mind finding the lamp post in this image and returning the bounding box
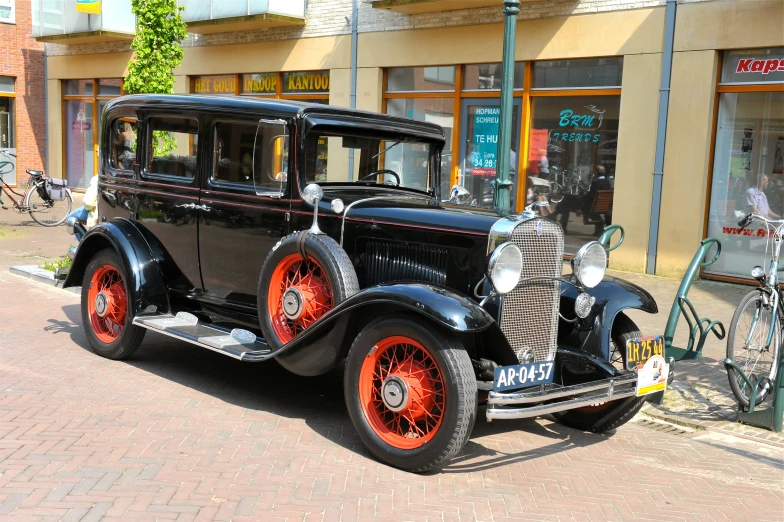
[493,0,520,213]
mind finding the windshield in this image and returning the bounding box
[304,131,434,193]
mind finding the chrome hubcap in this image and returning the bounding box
[381,375,408,412]
[282,288,304,320]
[95,292,108,318]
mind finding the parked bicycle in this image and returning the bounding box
[0,150,73,226]
[548,165,589,203]
[727,212,783,407]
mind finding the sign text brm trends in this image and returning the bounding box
[736,58,784,75]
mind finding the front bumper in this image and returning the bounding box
[486,373,638,420]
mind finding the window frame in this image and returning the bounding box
[104,112,139,177]
[701,50,784,286]
[381,59,623,213]
[208,118,264,193]
[141,113,201,184]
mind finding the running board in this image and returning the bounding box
[132,312,272,362]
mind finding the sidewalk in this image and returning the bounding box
[610,269,784,445]
[1,205,781,443]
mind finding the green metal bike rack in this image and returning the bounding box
[724,357,784,433]
[663,238,726,362]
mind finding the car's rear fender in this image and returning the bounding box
[559,276,658,361]
[273,283,495,376]
[63,219,170,316]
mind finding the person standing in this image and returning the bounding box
[747,174,781,219]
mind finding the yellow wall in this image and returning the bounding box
[610,52,662,273]
[656,50,719,278]
[358,7,665,66]
[46,80,63,180]
[674,0,784,52]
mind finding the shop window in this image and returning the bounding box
[147,117,199,179]
[527,95,621,252]
[387,67,456,92]
[64,99,95,189]
[0,76,15,186]
[212,122,257,187]
[0,0,15,24]
[386,97,454,194]
[533,58,623,89]
[98,79,123,96]
[281,71,330,94]
[463,63,524,91]
[108,117,137,171]
[64,80,94,96]
[705,91,784,279]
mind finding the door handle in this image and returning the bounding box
[176,203,211,211]
[196,204,211,212]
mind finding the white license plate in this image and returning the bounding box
[493,361,554,392]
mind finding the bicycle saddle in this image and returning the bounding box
[26,169,44,177]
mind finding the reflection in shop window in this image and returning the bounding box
[386,97,454,196]
[533,58,623,89]
[463,63,524,91]
[108,117,137,171]
[387,67,456,92]
[527,95,620,253]
[705,91,784,279]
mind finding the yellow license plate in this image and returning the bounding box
[625,336,664,371]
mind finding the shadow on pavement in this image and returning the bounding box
[60,302,613,472]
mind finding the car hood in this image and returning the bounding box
[321,188,504,237]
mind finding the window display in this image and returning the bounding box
[527,95,621,253]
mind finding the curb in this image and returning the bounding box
[9,265,80,294]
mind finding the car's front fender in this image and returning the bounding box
[559,276,658,361]
[274,283,494,376]
[63,219,170,316]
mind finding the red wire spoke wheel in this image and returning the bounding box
[358,336,445,450]
[344,316,476,472]
[87,265,127,343]
[258,233,359,353]
[80,249,145,360]
[267,253,334,344]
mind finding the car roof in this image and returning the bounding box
[105,94,446,144]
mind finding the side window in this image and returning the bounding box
[253,120,289,196]
[213,122,257,188]
[146,116,199,179]
[108,117,138,171]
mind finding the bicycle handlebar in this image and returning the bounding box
[738,213,784,230]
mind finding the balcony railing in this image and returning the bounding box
[177,0,305,34]
[31,0,135,44]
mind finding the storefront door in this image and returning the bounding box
[458,98,521,208]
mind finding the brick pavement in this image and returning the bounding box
[1,209,783,521]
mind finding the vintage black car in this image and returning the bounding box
[64,94,666,472]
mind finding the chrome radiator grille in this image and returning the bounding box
[500,219,564,363]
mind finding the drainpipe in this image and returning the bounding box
[347,0,358,181]
[44,42,49,178]
[646,0,677,275]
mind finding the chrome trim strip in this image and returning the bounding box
[488,373,637,405]
[339,194,431,246]
[486,388,637,420]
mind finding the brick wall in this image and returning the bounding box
[45,0,719,57]
[0,1,45,185]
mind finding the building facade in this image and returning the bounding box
[34,0,784,282]
[1,0,44,187]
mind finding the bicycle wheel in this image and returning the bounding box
[726,290,781,407]
[549,182,564,203]
[26,186,72,226]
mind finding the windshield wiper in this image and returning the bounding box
[371,140,402,160]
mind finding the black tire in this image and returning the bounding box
[552,314,646,433]
[27,188,72,227]
[726,290,781,407]
[258,232,359,350]
[80,248,145,360]
[344,315,477,472]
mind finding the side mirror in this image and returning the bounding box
[449,184,471,205]
[302,183,323,206]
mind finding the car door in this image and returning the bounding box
[135,112,203,295]
[197,116,291,311]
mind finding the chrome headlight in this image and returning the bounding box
[572,241,607,288]
[488,242,523,294]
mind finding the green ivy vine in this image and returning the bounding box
[123,0,188,156]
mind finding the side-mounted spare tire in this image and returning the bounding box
[258,231,359,350]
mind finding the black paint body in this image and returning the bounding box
[65,95,657,376]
